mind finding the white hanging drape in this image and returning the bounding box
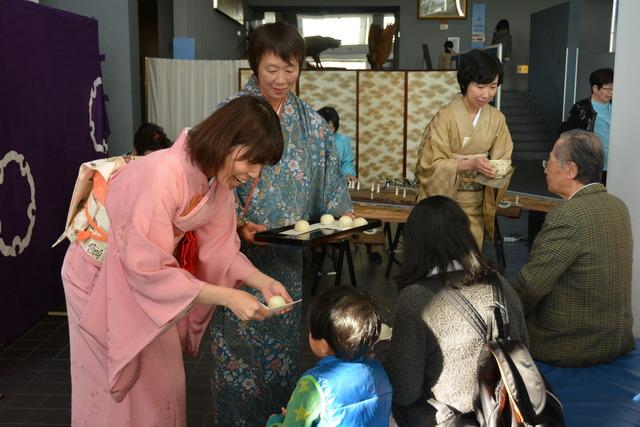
[146,58,250,139]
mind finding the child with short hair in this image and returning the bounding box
[267,286,392,426]
[317,106,356,180]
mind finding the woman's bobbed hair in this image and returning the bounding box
[456,49,503,95]
[248,22,305,77]
[187,96,284,176]
[398,196,491,290]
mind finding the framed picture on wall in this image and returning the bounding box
[418,0,467,19]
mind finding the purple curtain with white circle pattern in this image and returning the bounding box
[0,0,109,345]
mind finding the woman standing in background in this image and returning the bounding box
[438,40,456,70]
[491,19,512,62]
[415,49,512,248]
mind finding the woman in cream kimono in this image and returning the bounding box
[416,49,513,248]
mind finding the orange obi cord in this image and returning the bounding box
[92,170,108,204]
[76,204,108,242]
[178,231,197,274]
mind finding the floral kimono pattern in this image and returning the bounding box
[210,77,353,426]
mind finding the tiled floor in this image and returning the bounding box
[0,216,531,426]
[0,316,72,426]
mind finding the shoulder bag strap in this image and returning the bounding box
[440,287,489,341]
[488,272,511,339]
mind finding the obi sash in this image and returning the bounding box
[53,156,135,262]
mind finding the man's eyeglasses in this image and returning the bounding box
[542,158,570,170]
[600,85,613,92]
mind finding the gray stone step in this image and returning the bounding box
[507,116,542,124]
[501,91,530,100]
[501,98,533,108]
[511,132,548,141]
[501,107,538,116]
[508,123,546,133]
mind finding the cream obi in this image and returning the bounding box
[53,156,135,263]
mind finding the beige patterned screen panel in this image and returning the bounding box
[357,71,406,182]
[299,71,357,152]
[406,71,458,181]
[237,69,460,182]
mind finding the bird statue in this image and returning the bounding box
[304,36,341,68]
[367,23,397,70]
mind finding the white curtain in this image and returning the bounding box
[146,58,250,139]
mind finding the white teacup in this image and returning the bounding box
[489,159,512,178]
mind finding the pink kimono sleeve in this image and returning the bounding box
[94,160,210,399]
[179,192,257,356]
[110,163,207,329]
[195,207,257,288]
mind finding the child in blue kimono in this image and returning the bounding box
[317,106,356,179]
[267,287,392,426]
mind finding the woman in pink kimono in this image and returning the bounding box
[60,96,291,426]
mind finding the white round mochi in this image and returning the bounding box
[352,217,368,227]
[338,216,353,228]
[294,220,310,232]
[320,214,335,225]
[267,296,286,309]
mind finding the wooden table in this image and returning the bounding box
[501,192,560,213]
[352,203,412,223]
[349,188,561,275]
[350,189,561,219]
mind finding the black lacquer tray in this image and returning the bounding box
[254,219,382,247]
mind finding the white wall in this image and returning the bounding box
[607,0,640,336]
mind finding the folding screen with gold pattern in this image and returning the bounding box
[298,71,357,152]
[406,71,459,180]
[238,69,458,182]
[358,71,406,182]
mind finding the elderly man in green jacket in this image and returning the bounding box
[513,129,635,367]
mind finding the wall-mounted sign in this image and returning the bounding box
[471,3,486,49]
[472,33,485,43]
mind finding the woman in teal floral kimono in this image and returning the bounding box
[209,22,353,426]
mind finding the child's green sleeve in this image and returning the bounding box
[266,375,322,426]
